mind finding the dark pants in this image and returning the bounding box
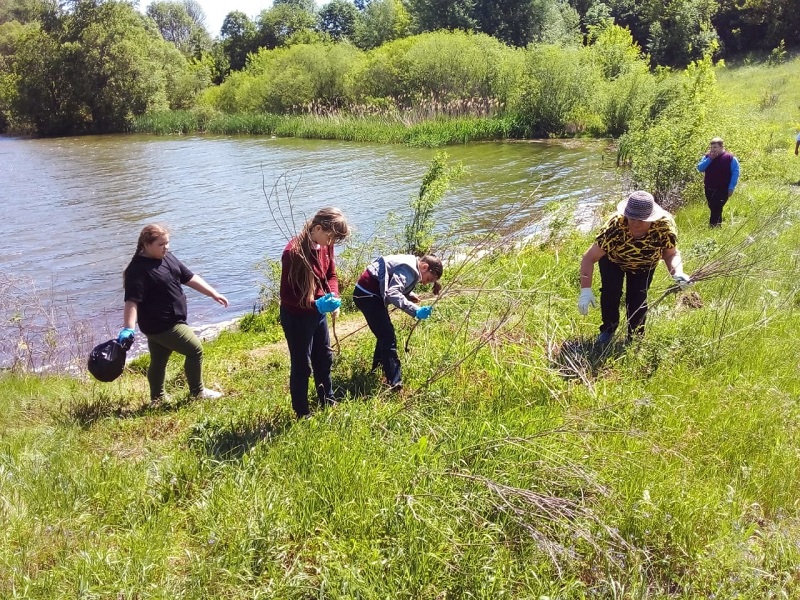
[705,186,729,227]
[280,306,334,417]
[599,256,655,338]
[353,288,402,388]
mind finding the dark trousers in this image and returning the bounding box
[280,306,334,417]
[705,186,729,227]
[599,256,655,338]
[353,288,402,388]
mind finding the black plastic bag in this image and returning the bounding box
[87,337,131,382]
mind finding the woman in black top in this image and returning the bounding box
[121,224,228,403]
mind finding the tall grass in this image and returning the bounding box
[131,110,515,146]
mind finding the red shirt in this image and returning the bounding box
[279,239,339,315]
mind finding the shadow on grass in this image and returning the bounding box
[334,362,383,401]
[189,405,293,461]
[63,389,211,428]
[549,336,627,382]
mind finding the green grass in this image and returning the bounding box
[130,110,516,147]
[4,57,800,597]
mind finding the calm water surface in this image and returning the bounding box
[1,134,619,364]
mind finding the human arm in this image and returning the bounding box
[186,275,229,308]
[662,247,691,288]
[123,300,138,329]
[578,243,605,314]
[385,268,422,317]
[696,155,712,172]
[728,156,740,196]
[579,243,606,290]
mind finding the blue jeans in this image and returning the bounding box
[353,288,402,388]
[280,306,334,417]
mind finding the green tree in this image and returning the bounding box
[318,0,359,40]
[220,10,257,71]
[146,0,211,56]
[405,0,476,33]
[352,0,409,49]
[473,0,540,46]
[646,0,718,67]
[256,3,317,49]
[10,0,193,134]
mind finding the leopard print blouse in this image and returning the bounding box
[596,214,677,272]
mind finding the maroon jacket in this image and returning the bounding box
[703,151,734,189]
[279,239,339,315]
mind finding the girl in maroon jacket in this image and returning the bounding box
[279,207,350,417]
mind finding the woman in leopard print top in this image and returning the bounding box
[578,191,690,344]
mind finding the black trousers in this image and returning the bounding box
[353,288,402,388]
[704,186,729,227]
[599,256,655,338]
[280,306,334,417]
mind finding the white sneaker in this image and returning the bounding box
[195,388,223,399]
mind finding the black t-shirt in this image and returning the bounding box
[124,252,194,335]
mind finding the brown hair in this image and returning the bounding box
[419,254,443,279]
[123,224,169,283]
[286,208,350,308]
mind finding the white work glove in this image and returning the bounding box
[673,272,692,290]
[578,288,597,315]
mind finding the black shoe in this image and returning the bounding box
[596,330,614,346]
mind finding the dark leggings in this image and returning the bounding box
[280,306,334,417]
[599,256,655,338]
[353,288,402,388]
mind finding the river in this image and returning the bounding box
[1,134,620,369]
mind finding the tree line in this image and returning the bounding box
[0,0,796,135]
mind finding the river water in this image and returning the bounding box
[1,134,619,368]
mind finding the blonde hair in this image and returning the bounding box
[287,208,350,308]
[123,224,169,283]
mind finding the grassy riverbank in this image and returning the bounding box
[3,59,800,597]
[130,110,516,146]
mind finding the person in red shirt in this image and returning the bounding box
[279,207,350,417]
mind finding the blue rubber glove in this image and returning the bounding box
[117,328,135,347]
[315,293,341,314]
[415,305,432,320]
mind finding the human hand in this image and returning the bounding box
[214,293,229,308]
[407,292,420,303]
[117,328,135,349]
[578,288,596,315]
[673,272,692,290]
[415,305,432,320]
[315,293,341,314]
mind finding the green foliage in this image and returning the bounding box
[618,54,717,208]
[146,0,211,56]
[645,0,719,67]
[256,2,317,50]
[352,0,410,50]
[7,0,196,135]
[511,43,603,136]
[219,10,257,72]
[766,39,787,66]
[404,151,465,254]
[317,0,359,41]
